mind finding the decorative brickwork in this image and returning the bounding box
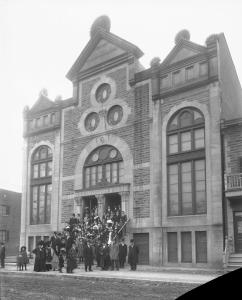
[133,190,150,218]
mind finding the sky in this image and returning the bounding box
[0,0,242,192]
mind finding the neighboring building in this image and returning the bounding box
[222,118,242,267]
[0,188,21,256]
[20,16,242,268]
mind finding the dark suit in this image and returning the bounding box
[83,245,93,271]
[128,244,139,270]
[0,245,5,268]
[119,243,127,268]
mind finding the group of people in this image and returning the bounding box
[29,207,139,273]
[0,206,139,274]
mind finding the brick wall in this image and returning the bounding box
[133,190,150,218]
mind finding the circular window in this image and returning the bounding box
[95,83,111,103]
[92,153,99,162]
[107,105,123,126]
[109,149,117,159]
[85,112,100,132]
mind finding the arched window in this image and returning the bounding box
[167,108,206,216]
[83,145,124,189]
[30,146,52,224]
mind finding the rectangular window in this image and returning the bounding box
[173,71,181,86]
[32,186,38,224]
[0,230,9,243]
[196,231,207,263]
[97,165,102,183]
[28,236,34,252]
[239,157,242,173]
[0,205,9,216]
[39,185,45,223]
[161,75,169,89]
[50,113,56,124]
[119,161,124,182]
[106,164,111,183]
[112,163,118,183]
[167,232,178,262]
[199,62,208,77]
[33,164,39,178]
[47,162,52,177]
[186,66,195,81]
[181,131,192,151]
[181,232,192,262]
[194,128,205,149]
[85,168,90,188]
[43,115,49,126]
[168,164,179,215]
[195,160,206,214]
[36,117,42,128]
[91,166,96,186]
[46,184,52,224]
[40,163,46,177]
[181,162,192,214]
[36,236,42,247]
[168,134,178,154]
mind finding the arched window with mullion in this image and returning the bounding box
[83,145,124,189]
[167,108,206,216]
[30,146,52,224]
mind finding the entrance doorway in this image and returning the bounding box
[83,196,97,216]
[105,193,121,212]
[133,233,149,265]
[234,211,242,253]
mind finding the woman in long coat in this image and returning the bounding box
[32,242,46,272]
[66,242,77,273]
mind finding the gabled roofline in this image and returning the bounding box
[66,28,143,81]
[161,39,207,67]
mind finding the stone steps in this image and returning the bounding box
[227,253,242,270]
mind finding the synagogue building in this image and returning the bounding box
[20,16,242,268]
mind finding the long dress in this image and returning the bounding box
[32,247,46,272]
[51,248,59,271]
[67,247,77,273]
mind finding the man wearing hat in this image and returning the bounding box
[119,238,127,268]
[128,239,139,271]
[83,240,94,272]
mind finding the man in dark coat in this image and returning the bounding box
[83,241,93,271]
[119,238,127,268]
[0,243,5,268]
[128,239,139,271]
[32,242,46,272]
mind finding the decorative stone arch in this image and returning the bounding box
[74,134,133,190]
[161,100,211,219]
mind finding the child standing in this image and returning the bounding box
[20,246,28,271]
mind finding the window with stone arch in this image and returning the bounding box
[83,145,124,189]
[167,107,206,216]
[30,145,52,224]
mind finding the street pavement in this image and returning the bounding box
[1,263,221,284]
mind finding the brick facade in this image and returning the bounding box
[20,17,242,268]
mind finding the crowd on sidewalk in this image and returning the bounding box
[2,206,139,274]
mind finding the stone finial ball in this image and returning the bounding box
[150,57,161,67]
[175,29,190,44]
[90,15,111,38]
[205,34,218,46]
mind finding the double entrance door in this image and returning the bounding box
[234,211,242,253]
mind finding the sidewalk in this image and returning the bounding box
[1,263,221,284]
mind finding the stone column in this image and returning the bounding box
[119,191,130,217]
[96,194,105,219]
